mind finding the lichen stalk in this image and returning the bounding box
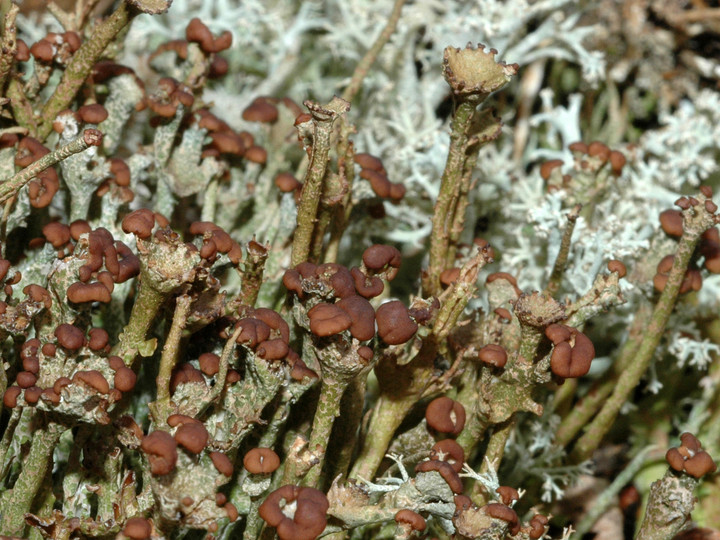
[424,98,479,297]
[6,78,37,135]
[0,3,19,90]
[327,376,368,480]
[554,301,653,447]
[574,445,659,537]
[153,294,192,415]
[341,0,407,103]
[572,202,717,461]
[0,419,65,536]
[291,97,350,266]
[545,204,582,297]
[444,151,479,268]
[0,407,20,479]
[323,138,355,264]
[112,272,168,365]
[0,129,102,204]
[303,372,350,488]
[38,2,133,140]
[636,473,699,540]
[237,243,268,308]
[470,416,516,503]
[349,392,418,481]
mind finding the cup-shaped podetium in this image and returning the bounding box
[442,43,518,102]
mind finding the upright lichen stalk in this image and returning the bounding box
[424,44,516,297]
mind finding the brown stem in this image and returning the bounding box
[341,0,407,103]
[544,204,582,297]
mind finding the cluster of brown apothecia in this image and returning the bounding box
[655,186,720,293]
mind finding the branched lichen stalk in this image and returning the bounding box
[424,98,479,297]
[291,97,349,266]
[38,2,133,140]
[351,249,489,480]
[0,129,102,204]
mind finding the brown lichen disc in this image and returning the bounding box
[73,370,110,394]
[350,267,384,298]
[3,386,22,408]
[242,98,279,123]
[88,328,109,350]
[114,367,137,392]
[353,153,385,172]
[198,352,220,376]
[210,451,234,476]
[394,509,426,531]
[243,447,281,474]
[123,517,152,540]
[122,209,155,239]
[375,301,417,345]
[141,431,178,475]
[478,344,507,368]
[54,324,85,350]
[174,422,209,454]
[425,396,466,435]
[336,295,376,341]
[430,439,465,472]
[307,303,352,337]
[496,486,520,506]
[415,460,464,493]
[684,451,717,478]
[659,209,684,237]
[258,485,329,540]
[607,259,627,278]
[362,244,402,279]
[484,503,519,532]
[256,338,289,360]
